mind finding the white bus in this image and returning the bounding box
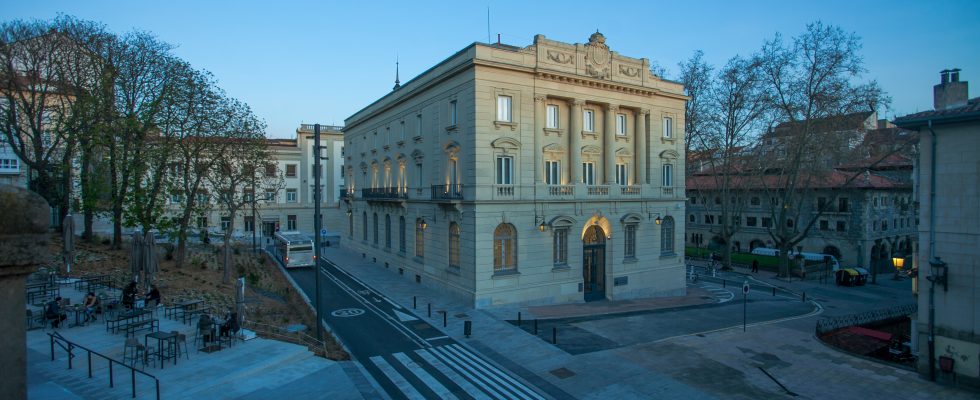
[750,248,840,271]
[273,232,315,268]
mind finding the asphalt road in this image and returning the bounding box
[288,259,549,400]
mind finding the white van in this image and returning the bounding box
[751,248,840,271]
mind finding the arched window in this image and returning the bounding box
[448,222,460,269]
[373,213,379,245]
[399,216,406,254]
[385,214,391,249]
[361,212,367,241]
[493,223,517,272]
[660,216,675,255]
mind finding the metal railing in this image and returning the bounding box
[242,321,327,357]
[361,187,407,200]
[48,331,160,400]
[815,303,917,335]
[431,184,463,200]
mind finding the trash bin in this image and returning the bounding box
[463,320,472,338]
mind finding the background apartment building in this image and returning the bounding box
[896,69,979,388]
[343,33,687,308]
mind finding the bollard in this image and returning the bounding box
[534,319,538,335]
[413,296,417,309]
[723,279,726,288]
[802,291,806,302]
[428,303,431,317]
[518,312,522,326]
[772,287,776,296]
[464,320,472,338]
[552,327,557,344]
[443,311,447,327]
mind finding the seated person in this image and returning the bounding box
[122,282,138,310]
[82,292,98,322]
[220,312,240,338]
[145,285,161,308]
[45,297,67,328]
[197,314,214,342]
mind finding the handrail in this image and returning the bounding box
[242,320,327,357]
[48,331,160,399]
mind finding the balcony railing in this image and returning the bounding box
[298,123,343,133]
[361,187,407,200]
[431,184,463,200]
[495,185,514,197]
[662,187,675,197]
[548,185,575,196]
[587,185,609,196]
[621,185,641,196]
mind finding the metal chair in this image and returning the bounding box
[122,337,146,367]
[171,331,190,360]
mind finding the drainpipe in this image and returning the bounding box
[926,119,937,382]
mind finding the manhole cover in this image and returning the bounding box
[550,367,576,379]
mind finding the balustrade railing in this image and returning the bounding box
[495,185,514,197]
[587,185,609,196]
[361,187,407,200]
[621,185,641,196]
[548,185,575,196]
[431,184,464,200]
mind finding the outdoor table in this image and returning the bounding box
[199,320,223,353]
[107,309,151,333]
[145,331,178,368]
[167,299,203,319]
[66,304,85,327]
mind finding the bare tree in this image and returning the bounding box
[678,50,713,155]
[757,22,891,277]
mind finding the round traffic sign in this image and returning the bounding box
[742,281,750,295]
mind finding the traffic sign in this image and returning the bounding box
[320,228,327,236]
[742,281,750,295]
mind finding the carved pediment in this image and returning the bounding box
[620,213,643,224]
[491,137,522,151]
[585,32,611,79]
[615,148,633,157]
[659,149,679,160]
[411,149,425,162]
[548,215,576,228]
[581,145,601,155]
[443,141,461,155]
[542,143,566,153]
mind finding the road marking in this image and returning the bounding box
[369,355,426,400]
[443,344,543,400]
[417,349,492,400]
[394,309,419,322]
[393,352,459,400]
[433,345,540,400]
[331,308,365,318]
[425,336,449,342]
[652,299,825,343]
[320,268,430,347]
[428,346,509,399]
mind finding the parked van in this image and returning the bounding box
[750,248,841,271]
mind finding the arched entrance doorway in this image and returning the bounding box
[583,225,606,302]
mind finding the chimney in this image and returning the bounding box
[934,68,968,110]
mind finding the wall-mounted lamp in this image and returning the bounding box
[649,212,662,225]
[927,256,948,292]
[892,255,905,280]
[346,208,352,217]
[419,219,428,230]
[538,221,547,232]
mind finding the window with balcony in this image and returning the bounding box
[662,164,673,186]
[615,163,628,185]
[582,162,595,185]
[545,160,561,185]
[496,156,513,185]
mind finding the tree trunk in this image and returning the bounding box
[112,206,123,249]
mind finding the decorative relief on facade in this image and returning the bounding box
[546,50,574,65]
[491,137,521,153]
[542,143,566,153]
[581,145,602,155]
[619,65,640,78]
[585,32,611,79]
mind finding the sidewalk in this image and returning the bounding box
[320,245,972,400]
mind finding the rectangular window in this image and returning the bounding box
[244,216,254,232]
[838,198,849,213]
[197,216,207,229]
[624,224,636,259]
[496,95,512,122]
[264,164,276,177]
[837,221,846,231]
[286,189,297,203]
[287,215,296,231]
[817,197,827,211]
[819,220,829,231]
[616,114,627,135]
[416,114,422,137]
[546,104,559,129]
[662,164,673,186]
[615,163,628,185]
[545,160,561,185]
[663,117,673,138]
[762,217,772,228]
[171,194,182,204]
[221,217,231,232]
[415,163,423,189]
[264,189,276,201]
[553,228,568,266]
[242,190,254,203]
[496,156,513,185]
[286,164,297,177]
[584,110,595,132]
[450,100,458,126]
[746,217,757,227]
[582,162,595,185]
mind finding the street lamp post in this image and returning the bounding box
[313,124,323,341]
[892,255,905,280]
[926,256,948,382]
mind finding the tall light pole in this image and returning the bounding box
[313,124,323,341]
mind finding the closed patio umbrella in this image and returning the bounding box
[143,231,159,291]
[130,231,143,285]
[62,213,75,274]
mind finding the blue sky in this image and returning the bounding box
[5,1,979,138]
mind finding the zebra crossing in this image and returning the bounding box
[366,344,546,400]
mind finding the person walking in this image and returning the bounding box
[752,259,759,273]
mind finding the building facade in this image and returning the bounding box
[896,69,980,388]
[165,124,347,242]
[343,33,687,308]
[686,112,917,277]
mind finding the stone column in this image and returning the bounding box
[569,99,584,184]
[604,104,618,184]
[533,95,546,184]
[0,185,50,400]
[636,109,648,185]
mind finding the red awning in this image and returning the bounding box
[845,326,892,342]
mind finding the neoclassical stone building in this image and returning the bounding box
[342,33,687,308]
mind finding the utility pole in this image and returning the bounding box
[313,124,323,341]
